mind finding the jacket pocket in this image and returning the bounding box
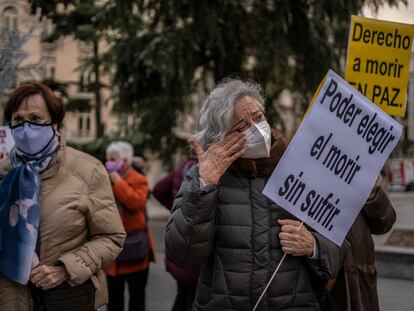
[195,256,214,308]
[194,282,212,308]
[357,264,378,310]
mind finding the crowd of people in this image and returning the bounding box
[0,80,395,311]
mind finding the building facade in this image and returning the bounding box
[0,0,118,144]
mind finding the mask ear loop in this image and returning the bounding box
[28,125,57,157]
[252,221,304,311]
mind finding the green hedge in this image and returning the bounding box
[68,136,129,163]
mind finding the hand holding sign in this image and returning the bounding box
[253,70,399,311]
[278,219,315,257]
[263,70,402,246]
[368,174,382,200]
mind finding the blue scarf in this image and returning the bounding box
[0,136,59,284]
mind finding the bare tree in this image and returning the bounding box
[0,27,46,106]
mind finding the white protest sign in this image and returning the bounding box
[263,70,402,246]
[0,126,14,160]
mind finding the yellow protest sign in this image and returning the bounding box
[345,15,414,116]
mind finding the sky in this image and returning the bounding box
[363,0,414,24]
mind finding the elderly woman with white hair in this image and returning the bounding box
[165,79,347,311]
[103,141,155,311]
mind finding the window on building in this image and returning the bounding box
[50,66,55,79]
[86,116,91,131]
[2,6,18,32]
[79,74,85,92]
[41,21,54,40]
[78,116,83,132]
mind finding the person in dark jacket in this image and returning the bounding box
[165,79,349,311]
[153,157,200,311]
[330,175,395,311]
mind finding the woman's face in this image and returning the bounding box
[11,94,56,130]
[107,151,121,162]
[229,96,266,133]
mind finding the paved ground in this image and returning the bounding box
[378,277,414,311]
[373,192,414,248]
[101,193,414,310]
[387,192,414,229]
[146,219,414,311]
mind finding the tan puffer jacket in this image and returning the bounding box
[0,145,126,310]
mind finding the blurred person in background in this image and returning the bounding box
[153,155,200,311]
[330,174,395,311]
[0,82,125,311]
[131,155,146,176]
[165,79,348,311]
[104,141,155,311]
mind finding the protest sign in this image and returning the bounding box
[345,15,414,117]
[263,70,402,246]
[0,126,14,160]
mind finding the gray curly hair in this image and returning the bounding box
[194,78,265,149]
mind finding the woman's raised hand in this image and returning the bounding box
[190,132,246,185]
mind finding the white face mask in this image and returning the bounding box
[241,120,272,159]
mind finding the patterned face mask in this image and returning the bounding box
[241,120,272,159]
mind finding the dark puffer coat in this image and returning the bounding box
[165,164,347,311]
[153,157,200,285]
[153,158,198,211]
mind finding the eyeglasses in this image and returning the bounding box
[7,120,52,129]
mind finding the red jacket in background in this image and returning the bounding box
[104,165,156,276]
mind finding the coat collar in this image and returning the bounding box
[119,163,134,179]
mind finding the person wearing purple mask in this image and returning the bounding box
[105,159,125,173]
[104,141,155,311]
[0,82,125,311]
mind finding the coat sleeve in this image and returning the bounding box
[58,164,126,285]
[165,165,219,266]
[112,172,148,211]
[305,232,349,282]
[152,171,175,210]
[362,186,396,235]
